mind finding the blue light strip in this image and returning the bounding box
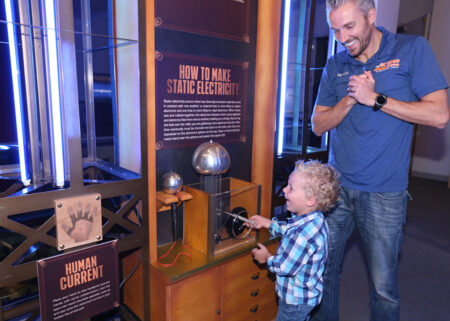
[5,0,30,185]
[44,0,65,187]
[277,0,292,155]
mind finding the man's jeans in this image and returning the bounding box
[310,186,408,321]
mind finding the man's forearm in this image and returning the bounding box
[379,90,449,129]
[312,96,356,136]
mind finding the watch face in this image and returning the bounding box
[376,95,387,105]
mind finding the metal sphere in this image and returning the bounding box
[192,141,230,175]
[162,171,183,195]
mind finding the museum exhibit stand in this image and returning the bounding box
[122,0,283,319]
[0,0,285,320]
[124,143,281,320]
[124,227,279,320]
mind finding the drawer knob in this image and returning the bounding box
[216,309,221,315]
[251,272,260,280]
[250,304,259,313]
[250,289,260,297]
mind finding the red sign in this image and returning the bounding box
[37,241,120,321]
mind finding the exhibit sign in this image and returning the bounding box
[155,51,249,149]
[155,0,251,42]
[37,240,119,321]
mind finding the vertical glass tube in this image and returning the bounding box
[43,0,65,187]
[277,0,292,155]
[4,0,30,185]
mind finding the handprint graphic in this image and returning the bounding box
[62,203,96,242]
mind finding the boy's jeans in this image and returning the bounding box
[311,186,408,321]
[276,301,314,321]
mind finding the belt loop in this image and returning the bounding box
[406,191,413,201]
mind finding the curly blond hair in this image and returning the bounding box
[294,159,340,213]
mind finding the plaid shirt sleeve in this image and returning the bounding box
[269,216,291,238]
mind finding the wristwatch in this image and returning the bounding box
[373,94,387,111]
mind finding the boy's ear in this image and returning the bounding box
[306,195,317,208]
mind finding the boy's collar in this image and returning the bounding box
[287,210,321,225]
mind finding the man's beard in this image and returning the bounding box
[348,33,370,58]
[346,19,373,58]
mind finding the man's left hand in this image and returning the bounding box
[347,70,377,106]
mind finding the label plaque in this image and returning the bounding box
[37,241,120,321]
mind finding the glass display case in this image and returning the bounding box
[184,177,261,257]
[0,1,146,319]
[0,0,140,198]
[276,0,331,156]
[272,0,334,217]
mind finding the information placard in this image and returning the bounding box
[155,52,249,149]
[37,241,119,321]
[155,0,251,42]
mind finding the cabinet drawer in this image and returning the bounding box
[224,252,260,279]
[222,292,278,321]
[223,279,275,313]
[224,268,274,297]
[224,242,279,279]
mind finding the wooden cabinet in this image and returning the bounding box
[150,242,279,321]
[169,265,223,320]
[222,244,278,320]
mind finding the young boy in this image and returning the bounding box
[248,160,340,321]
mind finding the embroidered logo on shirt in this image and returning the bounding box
[374,59,400,72]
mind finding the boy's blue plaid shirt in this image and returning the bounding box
[267,211,328,306]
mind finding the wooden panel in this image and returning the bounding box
[170,265,224,321]
[224,268,274,298]
[224,242,279,279]
[223,278,275,313]
[145,0,158,264]
[184,186,210,255]
[150,265,170,321]
[230,177,256,190]
[224,252,262,279]
[156,191,193,212]
[122,250,144,320]
[229,178,260,217]
[222,292,278,321]
[251,0,282,219]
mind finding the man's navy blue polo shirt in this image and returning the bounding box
[316,27,448,192]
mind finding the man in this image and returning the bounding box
[310,0,449,320]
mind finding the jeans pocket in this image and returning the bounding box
[366,190,408,229]
[374,190,407,201]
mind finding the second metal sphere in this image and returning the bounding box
[162,171,183,195]
[192,141,230,175]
